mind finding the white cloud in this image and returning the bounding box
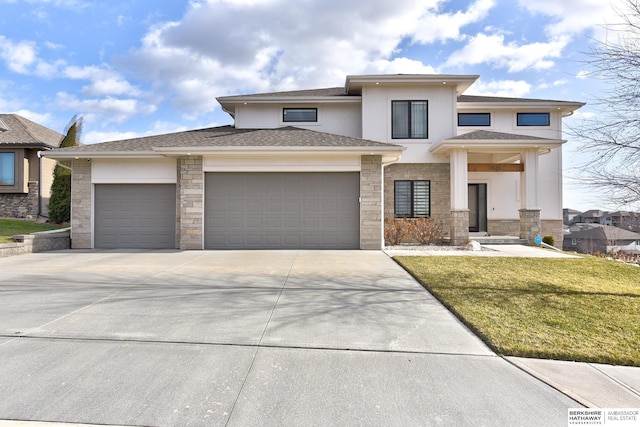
[13,109,54,127]
[443,33,568,72]
[126,0,493,115]
[0,36,37,74]
[518,0,616,38]
[62,65,142,96]
[82,121,192,144]
[536,79,568,90]
[0,35,65,78]
[412,0,496,44]
[55,92,157,124]
[466,79,532,98]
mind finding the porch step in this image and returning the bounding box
[470,236,529,245]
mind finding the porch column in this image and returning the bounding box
[450,149,469,246]
[519,149,541,244]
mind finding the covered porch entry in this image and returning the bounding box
[430,130,565,246]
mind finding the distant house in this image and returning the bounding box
[0,114,63,218]
[568,209,640,232]
[563,223,640,254]
[563,208,581,225]
[44,74,583,250]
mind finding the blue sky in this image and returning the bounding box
[0,0,627,210]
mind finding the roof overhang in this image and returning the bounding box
[217,95,360,117]
[457,100,585,115]
[430,137,566,156]
[345,74,479,96]
[43,145,406,164]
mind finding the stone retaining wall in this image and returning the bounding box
[0,231,71,257]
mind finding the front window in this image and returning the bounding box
[458,113,491,126]
[0,152,15,186]
[392,100,428,139]
[517,112,550,126]
[283,108,317,122]
[394,180,430,218]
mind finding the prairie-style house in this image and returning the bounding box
[44,74,584,250]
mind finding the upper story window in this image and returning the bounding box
[0,152,15,186]
[517,112,550,126]
[458,113,491,127]
[392,100,428,139]
[283,108,317,122]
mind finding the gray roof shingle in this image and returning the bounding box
[0,114,63,148]
[447,130,558,141]
[50,126,401,154]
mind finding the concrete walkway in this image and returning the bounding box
[0,250,581,426]
[385,243,581,258]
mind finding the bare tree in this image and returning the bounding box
[571,0,640,208]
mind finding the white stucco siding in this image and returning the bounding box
[360,84,457,164]
[537,148,563,220]
[458,109,563,139]
[92,158,177,184]
[469,171,520,219]
[234,103,362,138]
[203,155,361,172]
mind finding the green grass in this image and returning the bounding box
[395,256,640,366]
[0,218,66,243]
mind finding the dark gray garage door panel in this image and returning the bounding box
[95,184,176,249]
[205,173,359,249]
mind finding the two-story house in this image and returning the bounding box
[44,74,583,250]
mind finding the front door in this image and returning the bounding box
[468,184,487,232]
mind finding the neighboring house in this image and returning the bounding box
[568,209,640,232]
[44,74,583,250]
[563,208,581,225]
[0,114,63,218]
[564,223,640,254]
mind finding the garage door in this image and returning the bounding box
[94,184,176,249]
[205,172,359,249]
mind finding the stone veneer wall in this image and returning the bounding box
[383,163,451,238]
[0,182,39,218]
[487,220,520,237]
[483,219,564,248]
[542,219,564,249]
[360,155,383,249]
[0,232,71,257]
[70,160,92,248]
[177,156,204,250]
[519,209,541,245]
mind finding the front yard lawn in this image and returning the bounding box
[0,218,65,243]
[395,256,640,367]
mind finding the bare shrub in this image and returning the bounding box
[384,218,411,245]
[409,217,444,245]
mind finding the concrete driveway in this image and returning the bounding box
[0,250,577,426]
